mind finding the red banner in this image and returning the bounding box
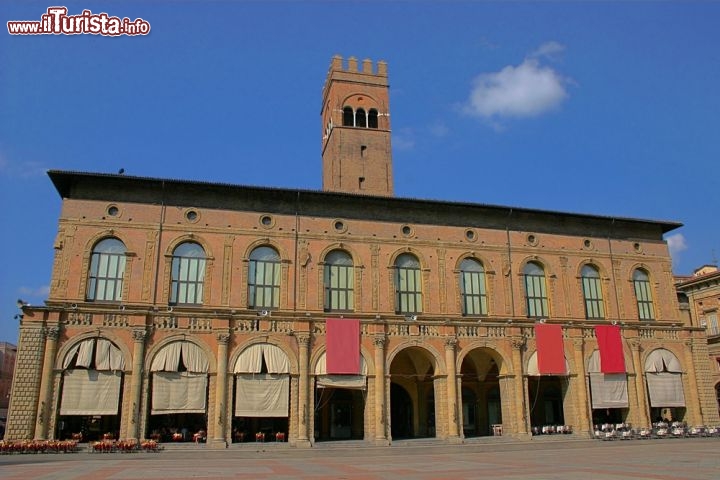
[326,318,360,374]
[595,325,626,373]
[535,324,566,375]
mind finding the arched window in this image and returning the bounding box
[581,264,605,319]
[395,253,422,314]
[460,258,487,316]
[368,109,379,128]
[355,108,367,128]
[343,107,354,127]
[170,242,206,305]
[87,238,127,301]
[633,268,655,320]
[324,250,354,312]
[248,246,281,309]
[523,262,548,318]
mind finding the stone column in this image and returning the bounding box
[373,335,388,444]
[571,338,591,434]
[35,326,59,439]
[682,340,701,425]
[445,338,460,441]
[511,338,528,436]
[210,332,230,448]
[630,340,650,427]
[295,333,311,446]
[127,328,147,441]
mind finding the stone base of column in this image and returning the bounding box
[292,439,312,448]
[446,435,463,444]
[208,438,228,449]
[373,438,391,446]
[511,432,533,441]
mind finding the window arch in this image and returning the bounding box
[324,250,354,312]
[87,237,127,302]
[342,106,354,127]
[355,108,367,128]
[460,258,487,316]
[633,268,655,320]
[248,246,281,309]
[342,106,379,128]
[395,253,422,314]
[581,264,605,319]
[523,261,548,318]
[170,242,206,305]
[368,109,378,128]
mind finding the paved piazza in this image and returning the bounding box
[1,438,718,479]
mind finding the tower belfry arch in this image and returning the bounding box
[321,55,394,197]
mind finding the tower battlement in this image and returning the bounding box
[322,55,389,102]
[328,54,388,76]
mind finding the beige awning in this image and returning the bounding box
[60,369,122,415]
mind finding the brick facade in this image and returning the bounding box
[5,57,718,445]
[676,268,720,422]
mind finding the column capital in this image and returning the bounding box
[132,328,148,342]
[629,339,642,351]
[511,337,526,351]
[572,338,584,349]
[445,337,458,350]
[295,333,311,347]
[45,326,60,341]
[216,332,231,345]
[373,334,387,349]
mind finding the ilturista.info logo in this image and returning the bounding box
[7,7,151,36]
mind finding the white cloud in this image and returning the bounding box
[0,150,47,178]
[465,58,568,120]
[478,36,500,51]
[428,122,449,138]
[531,41,566,60]
[463,43,570,122]
[666,233,688,258]
[18,285,50,298]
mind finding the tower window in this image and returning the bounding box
[368,109,378,128]
[343,107,354,126]
[356,108,367,128]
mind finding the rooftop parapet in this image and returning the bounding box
[328,54,387,77]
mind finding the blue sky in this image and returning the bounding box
[1,1,719,343]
